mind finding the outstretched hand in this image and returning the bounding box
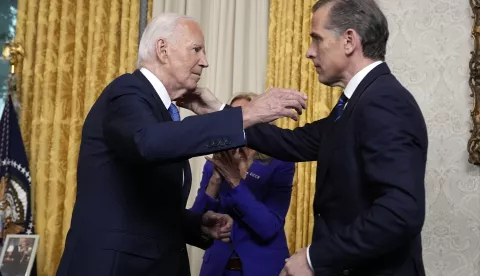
[242,87,307,128]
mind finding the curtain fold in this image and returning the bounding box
[15,0,151,275]
[267,0,342,253]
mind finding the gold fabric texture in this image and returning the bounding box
[14,0,149,274]
[266,0,342,254]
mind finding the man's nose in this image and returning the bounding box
[306,45,315,59]
[199,53,209,68]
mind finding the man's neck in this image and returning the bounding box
[142,64,186,100]
[340,58,379,88]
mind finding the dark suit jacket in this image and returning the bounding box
[245,63,428,276]
[190,159,294,276]
[56,70,245,276]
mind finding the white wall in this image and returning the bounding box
[378,1,480,275]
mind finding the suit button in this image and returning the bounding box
[343,270,350,275]
[180,247,185,252]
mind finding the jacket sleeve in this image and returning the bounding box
[245,120,327,162]
[190,161,221,213]
[182,209,213,250]
[224,161,295,242]
[309,92,427,275]
[103,88,245,164]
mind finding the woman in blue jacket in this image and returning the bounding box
[190,92,295,276]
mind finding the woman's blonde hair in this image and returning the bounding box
[230,92,272,163]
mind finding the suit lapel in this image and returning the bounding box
[133,70,172,122]
[133,70,192,206]
[315,63,392,192]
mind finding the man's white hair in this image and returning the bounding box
[136,13,196,68]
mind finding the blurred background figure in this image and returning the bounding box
[190,92,296,276]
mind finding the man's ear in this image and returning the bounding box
[156,38,168,64]
[344,29,358,56]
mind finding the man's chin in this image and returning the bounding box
[185,84,198,92]
[186,79,200,89]
[317,76,339,87]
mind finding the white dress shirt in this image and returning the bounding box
[140,67,171,110]
[306,60,383,270]
[343,61,383,104]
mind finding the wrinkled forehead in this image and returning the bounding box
[171,19,205,46]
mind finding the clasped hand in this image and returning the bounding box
[280,247,313,276]
[205,148,254,188]
[201,210,233,243]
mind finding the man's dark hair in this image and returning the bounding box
[312,0,389,60]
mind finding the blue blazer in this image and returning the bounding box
[245,63,428,276]
[56,70,246,276]
[190,158,295,276]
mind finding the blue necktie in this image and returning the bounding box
[334,93,348,122]
[168,103,184,189]
[168,103,180,121]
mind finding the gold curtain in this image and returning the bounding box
[14,0,152,275]
[266,0,342,254]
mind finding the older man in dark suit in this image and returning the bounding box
[56,13,307,276]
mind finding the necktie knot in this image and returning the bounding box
[168,103,180,121]
[334,93,348,122]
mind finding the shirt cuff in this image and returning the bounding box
[219,103,225,111]
[307,244,314,270]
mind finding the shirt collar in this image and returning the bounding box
[139,67,172,110]
[343,61,383,99]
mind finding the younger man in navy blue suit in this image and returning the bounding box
[245,1,427,275]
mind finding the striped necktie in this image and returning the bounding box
[334,93,348,122]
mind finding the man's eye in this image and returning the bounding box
[194,47,201,52]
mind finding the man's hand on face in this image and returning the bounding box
[201,211,233,242]
[176,87,223,115]
[242,87,307,128]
